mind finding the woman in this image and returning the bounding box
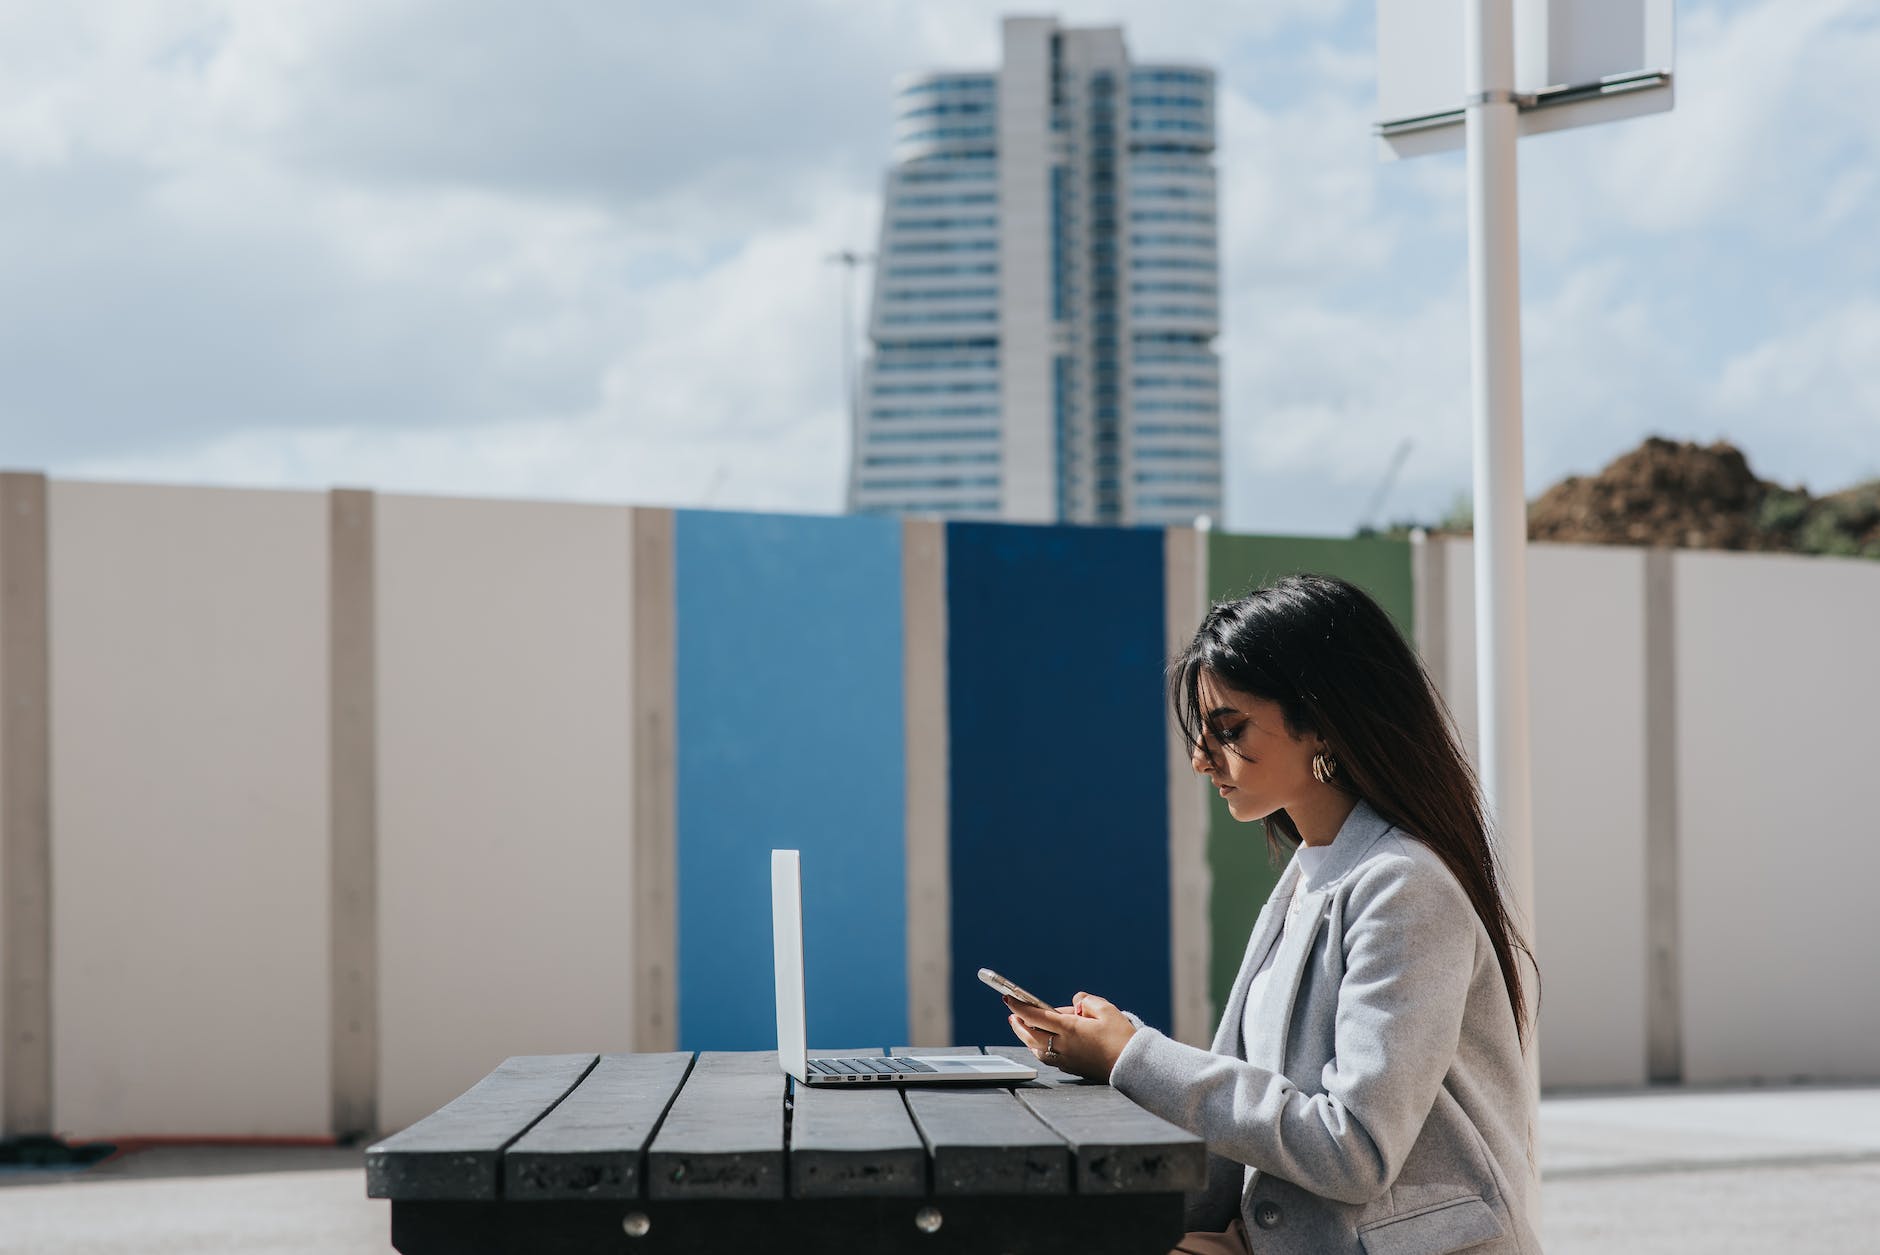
[1004,573,1542,1254]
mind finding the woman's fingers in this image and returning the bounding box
[1007,1013,1047,1052]
[1003,995,1067,1031]
[1006,1001,1076,1057]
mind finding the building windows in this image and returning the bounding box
[1131,303,1217,320]
[1136,494,1220,511]
[1133,373,1218,389]
[875,336,998,353]
[873,356,999,372]
[858,474,1002,491]
[890,239,999,255]
[899,124,998,143]
[1129,94,1207,111]
[1129,256,1214,272]
[1129,160,1214,176]
[881,287,1000,303]
[864,452,1001,468]
[890,215,1001,231]
[862,498,1002,513]
[1134,446,1218,460]
[869,403,1000,420]
[869,427,1001,443]
[1129,232,1213,249]
[1130,281,1218,296]
[1134,422,1220,438]
[894,191,999,208]
[873,381,1000,397]
[1131,184,1211,200]
[884,262,1000,278]
[1135,399,1216,414]
[879,309,998,325]
[1129,210,1215,226]
[1130,117,1210,134]
[860,31,1219,525]
[1134,469,1218,484]
[897,101,996,121]
[1130,69,1210,88]
[897,165,997,184]
[898,76,997,96]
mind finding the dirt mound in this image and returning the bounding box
[1417,436,1879,557]
[1526,437,1777,550]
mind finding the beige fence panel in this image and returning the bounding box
[49,481,331,1136]
[1439,539,1652,1089]
[1674,550,1880,1083]
[375,493,636,1131]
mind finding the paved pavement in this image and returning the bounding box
[1538,1084,1880,1253]
[2,1084,1876,1253]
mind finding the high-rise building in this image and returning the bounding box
[849,16,1222,527]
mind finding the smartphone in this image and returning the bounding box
[978,967,1052,1011]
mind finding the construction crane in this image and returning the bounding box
[826,249,875,512]
[1360,438,1414,534]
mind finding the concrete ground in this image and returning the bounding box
[2,1084,1876,1254]
[1539,1084,1880,1253]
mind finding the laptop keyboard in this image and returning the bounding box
[808,1057,939,1076]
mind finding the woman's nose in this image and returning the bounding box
[1190,738,1212,773]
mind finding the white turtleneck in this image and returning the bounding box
[1238,839,1336,1059]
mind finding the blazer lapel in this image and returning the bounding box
[1244,887,1329,1073]
[1234,800,1399,1072]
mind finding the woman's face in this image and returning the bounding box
[1189,669,1320,822]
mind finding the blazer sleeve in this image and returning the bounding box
[1109,854,1478,1205]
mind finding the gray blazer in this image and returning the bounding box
[1111,799,1542,1254]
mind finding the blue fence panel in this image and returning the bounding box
[945,522,1171,1046]
[675,511,907,1050]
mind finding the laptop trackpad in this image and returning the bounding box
[914,1056,1028,1072]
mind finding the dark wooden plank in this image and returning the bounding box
[984,1047,1207,1195]
[502,1052,694,1200]
[366,1054,597,1200]
[789,1080,927,1199]
[789,1044,921,1202]
[645,1051,786,1200]
[390,1193,1185,1255]
[788,1046,925,1198]
[892,1048,1071,1196]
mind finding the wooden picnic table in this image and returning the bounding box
[366,1045,1207,1254]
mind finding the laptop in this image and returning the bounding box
[771,849,1037,1086]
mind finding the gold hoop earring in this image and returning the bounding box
[1311,751,1337,784]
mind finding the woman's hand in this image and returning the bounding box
[1004,992,1137,1083]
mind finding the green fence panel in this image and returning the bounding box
[1199,534,1416,1021]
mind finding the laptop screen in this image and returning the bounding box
[770,849,809,1079]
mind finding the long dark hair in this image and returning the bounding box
[1169,572,1536,1046]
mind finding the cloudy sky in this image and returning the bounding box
[4,0,1875,535]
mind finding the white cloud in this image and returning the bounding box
[63,175,876,511]
[1518,0,1880,263]
[1712,299,1880,489]
[8,0,1879,530]
[1218,0,1880,533]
